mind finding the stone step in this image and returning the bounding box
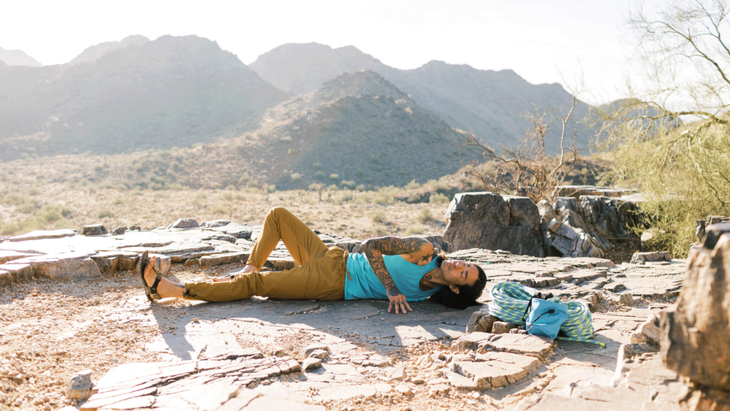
[199,252,249,268]
[451,351,542,390]
[451,332,554,359]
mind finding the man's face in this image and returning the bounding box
[440,259,479,288]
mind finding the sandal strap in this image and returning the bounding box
[144,260,164,300]
[149,271,163,299]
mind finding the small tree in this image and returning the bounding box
[593,0,730,256]
[461,96,581,203]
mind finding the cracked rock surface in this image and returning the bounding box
[0,225,688,410]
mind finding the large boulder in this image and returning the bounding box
[443,192,543,257]
[539,200,604,258]
[538,193,641,257]
[661,223,730,391]
[577,195,640,241]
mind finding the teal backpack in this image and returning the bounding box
[521,294,569,339]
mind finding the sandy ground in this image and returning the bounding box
[0,257,654,411]
[0,186,641,410]
[0,184,451,242]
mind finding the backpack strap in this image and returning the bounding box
[521,292,555,322]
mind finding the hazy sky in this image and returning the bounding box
[2,0,639,105]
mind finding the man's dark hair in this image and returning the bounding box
[429,255,487,309]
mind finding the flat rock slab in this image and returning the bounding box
[200,252,249,267]
[451,332,554,358]
[0,250,41,263]
[0,262,33,282]
[5,252,101,280]
[515,354,690,411]
[449,247,683,304]
[452,351,542,390]
[0,270,12,285]
[82,353,303,411]
[7,228,77,242]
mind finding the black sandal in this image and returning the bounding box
[140,250,163,301]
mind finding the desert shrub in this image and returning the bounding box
[340,180,356,189]
[429,193,450,204]
[354,192,373,204]
[405,225,425,236]
[18,202,37,214]
[333,190,354,204]
[1,194,29,207]
[279,136,292,142]
[28,187,39,196]
[416,207,433,224]
[373,186,399,205]
[314,171,325,180]
[290,173,302,182]
[370,210,387,224]
[98,209,114,219]
[1,222,19,236]
[371,226,388,237]
[425,179,448,193]
[210,205,227,215]
[19,217,44,233]
[329,173,340,180]
[312,162,321,169]
[356,184,365,191]
[36,205,63,224]
[405,180,421,190]
[168,183,185,190]
[237,173,250,186]
[597,117,730,257]
[53,219,72,229]
[590,2,730,256]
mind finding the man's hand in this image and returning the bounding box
[387,291,413,314]
[362,236,434,314]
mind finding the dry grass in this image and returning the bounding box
[0,181,449,240]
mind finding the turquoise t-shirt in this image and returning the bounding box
[344,253,444,301]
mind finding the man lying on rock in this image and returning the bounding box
[140,207,487,313]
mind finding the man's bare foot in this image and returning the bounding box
[211,264,258,282]
[143,256,185,298]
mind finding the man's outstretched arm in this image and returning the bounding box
[361,236,435,314]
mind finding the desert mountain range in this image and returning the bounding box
[0,47,42,67]
[0,35,594,188]
[250,43,590,153]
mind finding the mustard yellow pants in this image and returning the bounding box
[184,207,347,302]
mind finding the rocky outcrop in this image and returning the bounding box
[82,224,108,236]
[696,215,730,243]
[545,218,604,258]
[630,251,671,265]
[661,222,730,391]
[538,194,640,258]
[442,190,640,259]
[444,192,544,257]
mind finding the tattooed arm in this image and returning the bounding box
[361,236,437,314]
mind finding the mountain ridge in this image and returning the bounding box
[53,70,484,190]
[0,35,289,159]
[69,35,150,65]
[250,43,592,153]
[0,47,42,67]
